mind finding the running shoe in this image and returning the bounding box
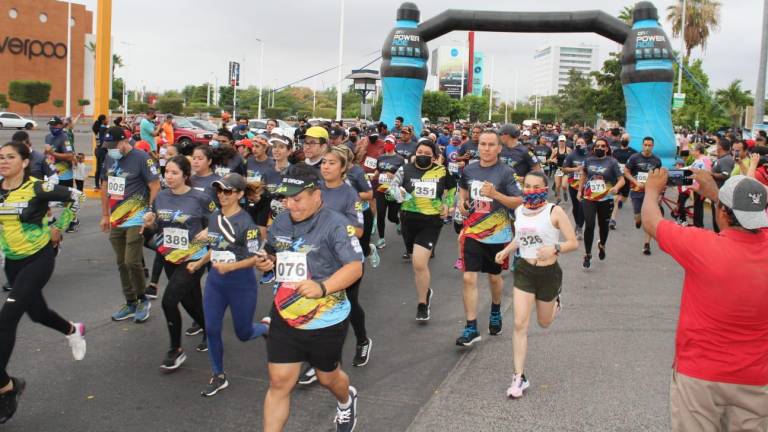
[402,252,411,261]
[455,326,481,347]
[160,349,186,371]
[133,299,151,323]
[144,285,158,300]
[143,267,150,278]
[0,377,25,424]
[186,322,203,336]
[506,373,530,399]
[416,289,433,321]
[65,220,79,233]
[201,374,228,397]
[598,242,606,261]
[260,270,276,284]
[368,244,381,268]
[374,238,386,249]
[618,199,623,209]
[371,218,377,236]
[334,386,358,432]
[352,338,372,367]
[555,295,563,317]
[195,337,208,352]
[582,254,592,270]
[635,220,642,229]
[111,303,136,321]
[575,227,583,240]
[298,366,317,385]
[489,311,503,336]
[2,283,10,292]
[563,192,568,203]
[643,243,651,256]
[66,322,86,361]
[453,258,464,271]
[609,219,616,230]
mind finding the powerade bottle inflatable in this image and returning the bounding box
[380,2,429,136]
[620,1,676,167]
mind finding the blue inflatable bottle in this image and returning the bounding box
[380,3,428,136]
[621,1,676,167]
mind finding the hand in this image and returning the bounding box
[495,248,510,264]
[294,280,324,299]
[458,200,469,217]
[254,254,274,272]
[99,216,110,232]
[644,168,668,194]
[635,182,645,191]
[457,161,466,168]
[50,227,62,248]
[690,168,719,202]
[194,228,208,242]
[212,261,233,274]
[143,211,156,227]
[536,245,557,260]
[749,153,760,171]
[440,204,449,219]
[576,193,583,202]
[480,181,496,199]
[609,186,620,195]
[186,261,200,274]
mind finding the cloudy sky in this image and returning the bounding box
[77,0,766,101]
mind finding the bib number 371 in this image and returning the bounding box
[275,252,308,283]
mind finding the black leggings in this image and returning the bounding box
[150,251,164,285]
[693,192,705,228]
[361,207,374,257]
[94,146,107,189]
[0,244,70,387]
[374,192,401,237]
[582,199,613,255]
[162,261,206,350]
[346,276,367,345]
[568,187,584,228]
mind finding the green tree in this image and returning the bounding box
[461,95,489,123]
[421,91,454,121]
[553,69,599,124]
[156,98,184,114]
[112,54,124,79]
[128,100,149,114]
[112,78,124,101]
[591,52,626,125]
[8,80,52,115]
[109,99,120,110]
[52,99,64,109]
[671,59,728,130]
[78,99,90,107]
[715,80,753,129]
[666,0,721,58]
[618,5,635,25]
[0,93,8,110]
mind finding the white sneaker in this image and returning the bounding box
[506,373,529,399]
[66,322,86,361]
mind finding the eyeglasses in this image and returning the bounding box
[215,189,237,196]
[304,140,322,146]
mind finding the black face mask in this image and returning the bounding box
[415,155,432,168]
[621,140,629,147]
[576,146,586,155]
[349,136,358,143]
[594,149,606,158]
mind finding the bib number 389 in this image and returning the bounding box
[163,227,189,250]
[275,252,308,283]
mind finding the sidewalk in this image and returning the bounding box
[407,235,682,432]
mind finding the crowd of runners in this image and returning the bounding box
[0,110,766,431]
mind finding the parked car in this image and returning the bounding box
[159,116,213,155]
[189,118,219,133]
[0,112,37,130]
[228,118,296,139]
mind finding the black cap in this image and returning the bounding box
[47,116,63,126]
[330,128,346,139]
[104,126,129,148]
[212,173,247,192]
[274,167,319,197]
[498,124,520,138]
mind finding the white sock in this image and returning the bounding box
[338,394,352,409]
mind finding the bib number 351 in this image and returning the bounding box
[275,252,308,283]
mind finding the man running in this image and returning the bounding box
[498,124,541,186]
[624,137,662,255]
[610,133,636,229]
[455,130,522,347]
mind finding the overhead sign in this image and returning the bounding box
[228,61,240,87]
[0,36,67,59]
[435,46,484,99]
[672,92,685,109]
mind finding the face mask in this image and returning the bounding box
[415,155,432,168]
[349,136,358,143]
[594,149,606,158]
[239,125,248,131]
[50,127,63,136]
[576,146,586,156]
[108,148,123,160]
[384,143,395,153]
[621,139,629,147]
[522,187,548,209]
[209,140,220,148]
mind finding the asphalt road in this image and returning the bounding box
[0,128,95,156]
[0,192,688,431]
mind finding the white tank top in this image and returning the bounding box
[514,203,560,259]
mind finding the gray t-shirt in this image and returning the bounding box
[30,149,55,180]
[500,144,538,179]
[152,188,216,263]
[459,160,520,244]
[713,154,735,187]
[245,157,280,186]
[191,173,222,206]
[45,132,73,180]
[206,208,261,262]
[395,139,418,160]
[320,182,364,228]
[101,149,160,228]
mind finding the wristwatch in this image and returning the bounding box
[554,243,561,255]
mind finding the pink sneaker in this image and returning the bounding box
[506,374,529,399]
[453,258,464,271]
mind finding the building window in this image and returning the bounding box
[70,17,76,27]
[39,13,48,23]
[8,8,18,19]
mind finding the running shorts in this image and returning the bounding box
[630,191,645,215]
[513,259,562,302]
[462,237,508,275]
[267,310,349,372]
[401,211,442,253]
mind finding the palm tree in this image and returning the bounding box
[85,43,124,78]
[618,5,634,25]
[715,80,753,128]
[666,0,722,58]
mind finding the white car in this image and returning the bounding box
[0,112,37,130]
[228,119,296,139]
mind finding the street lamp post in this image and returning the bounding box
[755,0,768,127]
[336,0,345,121]
[347,69,379,121]
[65,0,72,118]
[256,39,264,119]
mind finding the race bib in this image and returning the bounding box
[589,179,607,193]
[619,163,626,172]
[162,227,189,250]
[270,199,285,214]
[517,227,544,257]
[211,250,236,263]
[107,176,126,198]
[412,181,437,199]
[275,251,308,283]
[538,156,547,164]
[555,169,564,177]
[364,157,377,170]
[448,162,459,174]
[469,181,492,202]
[215,167,231,177]
[378,173,391,185]
[636,172,648,184]
[572,171,582,180]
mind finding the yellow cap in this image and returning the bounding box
[305,126,329,141]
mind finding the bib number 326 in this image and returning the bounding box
[275,252,308,283]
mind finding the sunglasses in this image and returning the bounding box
[215,188,238,196]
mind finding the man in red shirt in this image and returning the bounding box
[642,169,768,431]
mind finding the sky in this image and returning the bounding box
[76,0,767,102]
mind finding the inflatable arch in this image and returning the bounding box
[380,1,677,166]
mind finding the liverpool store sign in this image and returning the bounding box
[0,36,67,59]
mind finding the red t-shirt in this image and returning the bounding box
[657,220,768,385]
[361,138,386,174]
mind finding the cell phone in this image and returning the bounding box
[667,169,693,186]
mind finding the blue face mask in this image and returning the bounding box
[209,140,220,148]
[50,127,63,136]
[108,148,123,160]
[239,125,248,131]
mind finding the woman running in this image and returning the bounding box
[191,145,222,206]
[372,135,405,249]
[211,130,246,177]
[576,138,624,270]
[0,141,86,424]
[494,171,578,399]
[341,146,377,268]
[562,137,588,239]
[548,136,571,205]
[390,139,455,321]
[185,173,272,397]
[143,155,216,371]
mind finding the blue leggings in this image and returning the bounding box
[203,267,266,375]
